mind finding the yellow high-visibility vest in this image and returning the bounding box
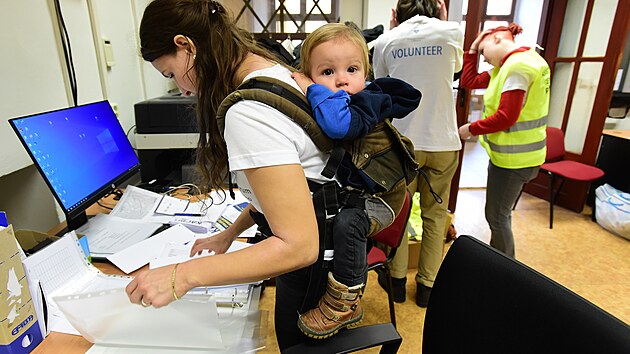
[479,49,550,169]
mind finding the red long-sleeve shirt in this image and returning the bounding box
[460,49,529,136]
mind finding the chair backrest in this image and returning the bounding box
[284,323,402,354]
[545,127,566,162]
[423,235,630,353]
[371,190,412,249]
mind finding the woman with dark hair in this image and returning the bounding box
[126,0,333,350]
[459,23,550,258]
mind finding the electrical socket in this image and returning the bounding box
[110,102,119,117]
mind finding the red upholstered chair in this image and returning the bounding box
[367,190,412,328]
[539,127,604,228]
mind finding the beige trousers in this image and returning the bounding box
[388,150,459,288]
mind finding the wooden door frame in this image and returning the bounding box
[448,0,487,213]
[523,0,630,212]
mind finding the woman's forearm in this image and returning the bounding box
[460,52,490,89]
[178,231,316,290]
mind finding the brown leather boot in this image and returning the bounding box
[298,273,364,339]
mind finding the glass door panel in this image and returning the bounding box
[565,62,603,154]
[557,1,587,57]
[548,62,574,128]
[486,0,512,15]
[583,0,618,57]
[514,0,544,48]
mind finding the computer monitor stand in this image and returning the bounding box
[55,212,89,236]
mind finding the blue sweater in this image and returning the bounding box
[306,77,421,191]
[306,77,421,140]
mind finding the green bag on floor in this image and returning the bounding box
[408,192,423,241]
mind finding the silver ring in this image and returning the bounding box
[141,298,150,307]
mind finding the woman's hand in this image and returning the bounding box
[189,231,234,257]
[126,263,189,308]
[470,29,492,53]
[291,72,315,93]
[459,123,473,140]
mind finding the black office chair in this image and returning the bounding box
[423,235,630,354]
[283,323,402,354]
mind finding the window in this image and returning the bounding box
[459,0,516,73]
[233,0,339,37]
[461,0,515,29]
[270,0,338,33]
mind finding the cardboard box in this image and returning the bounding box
[470,93,484,112]
[1,225,43,353]
[14,230,58,257]
[408,240,421,269]
[407,212,454,270]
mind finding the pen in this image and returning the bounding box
[175,213,203,217]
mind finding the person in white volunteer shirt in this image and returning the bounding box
[372,0,463,307]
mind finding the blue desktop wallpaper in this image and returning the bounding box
[11,101,139,212]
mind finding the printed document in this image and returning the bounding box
[53,289,223,349]
[106,224,198,274]
[22,232,237,350]
[22,232,132,335]
[149,239,253,270]
[77,213,162,257]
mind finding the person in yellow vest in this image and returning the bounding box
[459,23,550,258]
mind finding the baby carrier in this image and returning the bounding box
[216,76,421,310]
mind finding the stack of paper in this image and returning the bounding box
[53,289,224,349]
[22,233,133,335]
[76,186,258,260]
[22,232,264,352]
[77,213,163,258]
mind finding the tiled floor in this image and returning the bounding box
[256,145,630,352]
[459,140,488,189]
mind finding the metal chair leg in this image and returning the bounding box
[549,173,555,229]
[384,267,397,328]
[548,174,567,229]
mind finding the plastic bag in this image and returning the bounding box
[595,184,630,240]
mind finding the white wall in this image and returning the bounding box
[364,0,397,32]
[0,0,168,232]
[89,0,152,133]
[133,0,176,100]
[1,0,102,178]
[340,0,364,28]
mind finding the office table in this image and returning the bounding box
[30,253,265,353]
[589,129,630,201]
[29,262,122,354]
[595,130,630,193]
[30,275,263,353]
[31,194,266,353]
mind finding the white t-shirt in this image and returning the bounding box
[373,15,464,151]
[224,64,333,211]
